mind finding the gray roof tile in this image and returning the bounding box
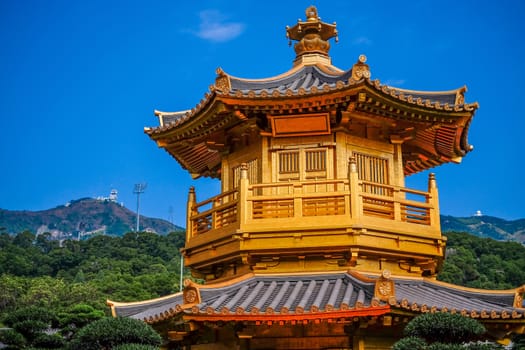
[108,272,524,324]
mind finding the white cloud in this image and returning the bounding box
[195,10,244,43]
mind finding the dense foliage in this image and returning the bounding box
[0,230,186,314]
[1,229,524,348]
[68,317,161,350]
[0,306,64,349]
[0,230,186,348]
[403,313,485,344]
[392,313,503,349]
[438,231,525,289]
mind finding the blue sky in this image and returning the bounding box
[1,0,524,226]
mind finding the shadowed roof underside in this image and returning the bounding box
[145,59,477,178]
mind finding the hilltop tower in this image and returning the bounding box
[109,7,525,349]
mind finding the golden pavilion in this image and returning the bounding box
[108,6,525,349]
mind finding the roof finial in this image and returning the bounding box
[286,6,338,62]
[305,5,318,21]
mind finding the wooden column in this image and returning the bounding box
[428,172,441,229]
[348,156,362,221]
[186,186,196,242]
[238,163,250,229]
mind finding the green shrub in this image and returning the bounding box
[32,333,66,348]
[0,329,26,348]
[512,334,525,350]
[11,320,48,340]
[427,343,464,350]
[58,303,105,339]
[113,344,160,350]
[3,306,58,328]
[1,306,63,348]
[404,313,485,344]
[392,336,427,350]
[68,317,161,350]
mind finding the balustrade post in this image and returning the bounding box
[293,183,303,219]
[428,173,441,229]
[212,197,220,230]
[393,189,402,222]
[238,163,250,229]
[348,156,362,220]
[186,186,196,242]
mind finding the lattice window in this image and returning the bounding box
[305,150,326,172]
[279,151,299,174]
[232,159,259,188]
[354,152,389,185]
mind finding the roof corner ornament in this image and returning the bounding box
[374,269,396,302]
[183,279,201,305]
[351,54,371,80]
[214,67,231,93]
[286,6,338,60]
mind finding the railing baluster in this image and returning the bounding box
[187,173,436,237]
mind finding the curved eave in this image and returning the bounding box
[354,81,477,175]
[215,78,477,175]
[107,291,184,319]
[145,91,218,137]
[110,272,389,324]
[215,76,478,115]
[145,74,477,177]
[392,277,525,320]
[146,69,477,135]
[108,272,524,325]
[145,94,238,178]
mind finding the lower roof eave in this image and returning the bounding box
[182,305,391,323]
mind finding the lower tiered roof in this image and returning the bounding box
[108,271,524,325]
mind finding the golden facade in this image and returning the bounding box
[109,6,524,349]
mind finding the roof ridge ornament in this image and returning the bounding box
[214,67,231,93]
[286,6,338,64]
[351,54,371,80]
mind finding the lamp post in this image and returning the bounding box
[133,183,147,232]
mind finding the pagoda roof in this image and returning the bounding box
[108,271,524,325]
[216,62,464,109]
[145,6,478,178]
[148,58,475,133]
[145,58,477,177]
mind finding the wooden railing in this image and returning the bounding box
[248,179,349,220]
[360,181,432,225]
[190,189,238,236]
[187,168,439,238]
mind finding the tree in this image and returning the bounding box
[512,334,525,350]
[0,306,65,349]
[68,317,161,350]
[113,345,160,350]
[392,313,503,349]
[0,274,26,312]
[58,303,105,340]
[392,336,427,350]
[12,231,35,249]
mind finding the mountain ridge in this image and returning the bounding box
[441,214,525,243]
[0,198,182,239]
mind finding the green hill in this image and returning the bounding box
[0,198,182,239]
[441,215,525,243]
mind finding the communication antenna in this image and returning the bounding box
[133,183,147,232]
[168,205,174,225]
